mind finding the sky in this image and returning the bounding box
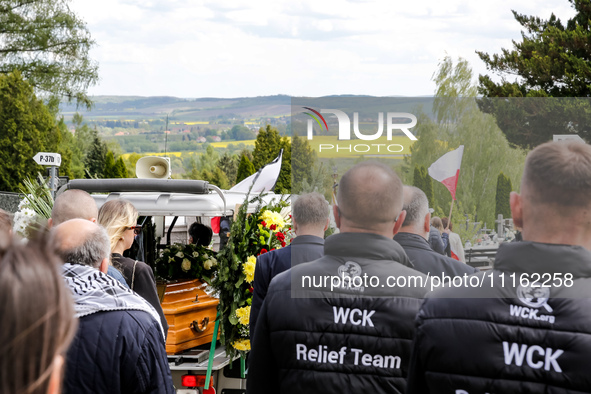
[69,0,576,99]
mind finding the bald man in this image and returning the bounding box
[49,189,128,288]
[48,189,98,227]
[407,141,591,393]
[248,162,429,394]
[54,219,174,394]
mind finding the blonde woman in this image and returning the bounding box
[98,199,168,337]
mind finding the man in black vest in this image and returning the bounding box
[407,140,591,393]
[248,162,429,394]
[394,186,477,278]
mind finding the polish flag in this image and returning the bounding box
[428,146,464,200]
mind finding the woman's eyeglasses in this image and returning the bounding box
[128,225,142,235]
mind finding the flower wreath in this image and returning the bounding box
[155,243,218,283]
[212,194,291,359]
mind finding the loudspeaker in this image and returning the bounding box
[136,156,171,179]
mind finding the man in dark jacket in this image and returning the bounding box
[394,186,477,278]
[407,140,591,393]
[250,192,329,337]
[54,219,174,394]
[247,162,429,394]
[428,222,446,255]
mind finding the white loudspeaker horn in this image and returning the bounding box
[136,156,172,179]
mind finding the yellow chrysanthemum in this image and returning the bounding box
[243,255,256,283]
[235,306,251,326]
[260,210,285,230]
[232,339,251,351]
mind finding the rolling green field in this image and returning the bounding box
[120,136,413,160]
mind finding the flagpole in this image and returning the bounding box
[446,199,454,230]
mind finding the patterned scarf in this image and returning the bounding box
[63,263,165,339]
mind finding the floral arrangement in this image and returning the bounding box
[155,243,218,283]
[13,176,53,238]
[212,194,291,360]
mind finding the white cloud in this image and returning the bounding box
[69,0,577,97]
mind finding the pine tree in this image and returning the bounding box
[252,125,291,192]
[236,154,255,183]
[495,172,512,219]
[275,137,291,193]
[184,157,201,180]
[292,134,317,194]
[211,167,230,189]
[218,152,239,186]
[103,151,117,178]
[85,132,107,178]
[477,1,591,147]
[115,157,129,178]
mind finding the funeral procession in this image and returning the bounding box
[3,0,591,393]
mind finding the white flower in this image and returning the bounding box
[12,206,38,238]
[181,258,191,272]
[203,259,214,270]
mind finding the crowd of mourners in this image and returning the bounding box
[2,140,591,394]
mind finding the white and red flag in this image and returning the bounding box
[428,145,464,200]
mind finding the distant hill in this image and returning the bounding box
[60,95,292,121]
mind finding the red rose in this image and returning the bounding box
[270,224,277,230]
[249,287,254,293]
[260,248,268,254]
[270,248,276,251]
[281,241,286,247]
[261,221,267,227]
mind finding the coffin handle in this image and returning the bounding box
[190,316,210,333]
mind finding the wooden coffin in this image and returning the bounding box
[160,279,219,354]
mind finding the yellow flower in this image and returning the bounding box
[235,306,250,325]
[181,258,191,272]
[261,210,285,230]
[232,339,251,351]
[243,255,256,283]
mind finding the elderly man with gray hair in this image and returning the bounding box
[250,192,330,339]
[394,186,477,278]
[54,219,174,394]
